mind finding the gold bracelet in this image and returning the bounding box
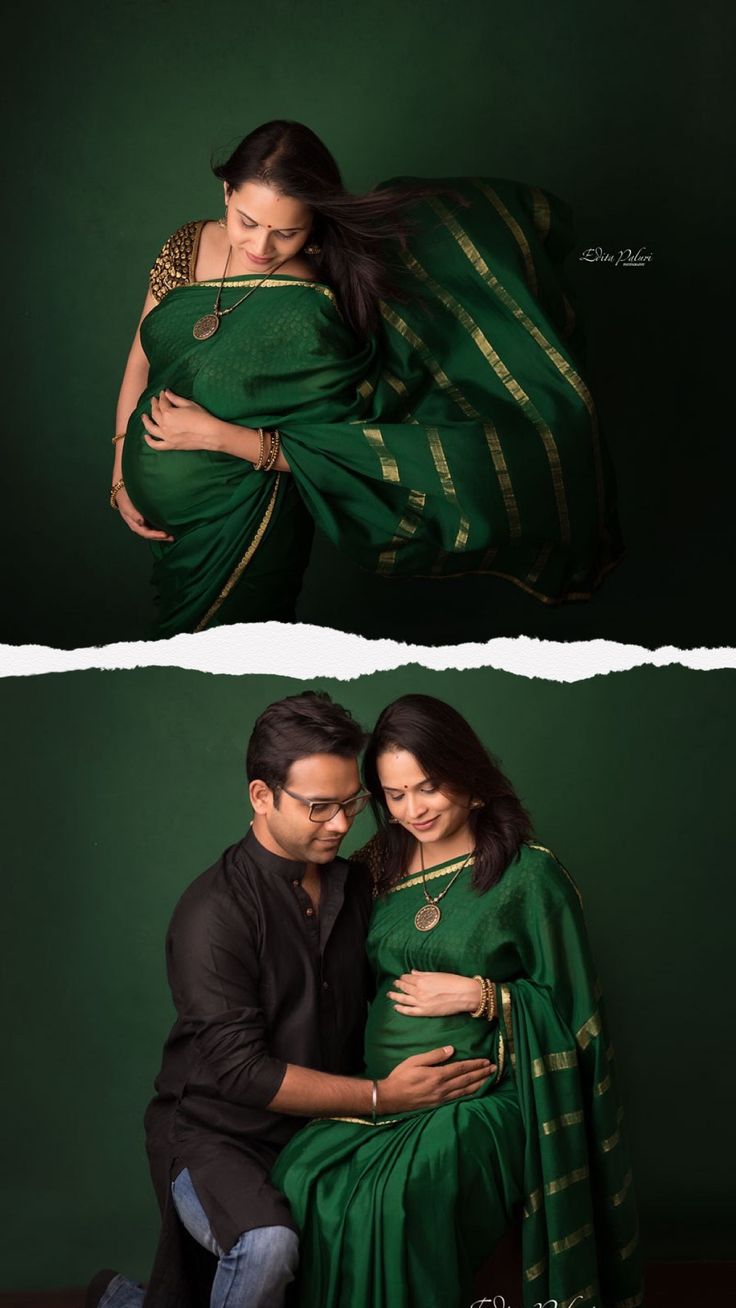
[263,428,281,472]
[253,427,266,471]
[110,478,125,510]
[486,980,497,1022]
[470,976,487,1019]
[111,432,126,444]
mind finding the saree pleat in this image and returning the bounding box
[124,178,621,633]
[271,844,643,1308]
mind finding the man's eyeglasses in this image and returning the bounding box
[280,787,371,823]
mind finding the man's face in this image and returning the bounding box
[251,753,362,864]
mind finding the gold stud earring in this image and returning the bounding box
[218,209,228,229]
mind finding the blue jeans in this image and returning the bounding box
[99,1168,299,1308]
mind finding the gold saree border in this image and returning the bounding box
[500,983,515,1070]
[182,277,338,304]
[386,855,475,894]
[527,842,584,906]
[194,475,281,632]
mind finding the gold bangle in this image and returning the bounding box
[253,427,266,471]
[263,428,281,472]
[486,981,497,1022]
[111,432,126,444]
[110,478,125,510]
[470,976,487,1019]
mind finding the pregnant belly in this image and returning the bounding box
[364,995,496,1082]
[122,424,251,535]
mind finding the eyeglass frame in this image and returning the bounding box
[278,785,372,823]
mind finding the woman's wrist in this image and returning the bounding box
[209,418,252,456]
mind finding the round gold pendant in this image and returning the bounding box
[414,902,441,932]
[193,313,220,341]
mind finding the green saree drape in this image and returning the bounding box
[271,843,643,1308]
[123,178,622,635]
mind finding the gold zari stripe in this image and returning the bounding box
[595,1071,612,1098]
[378,489,427,574]
[545,1165,589,1196]
[532,1049,577,1078]
[410,221,571,543]
[483,422,522,538]
[542,1109,584,1136]
[427,427,470,550]
[576,1010,603,1050]
[195,475,281,632]
[616,1227,640,1262]
[363,427,400,483]
[601,1107,625,1154]
[524,1256,548,1282]
[523,1188,542,1219]
[474,179,539,296]
[610,1169,633,1208]
[551,1221,594,1256]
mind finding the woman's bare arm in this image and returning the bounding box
[112,289,174,541]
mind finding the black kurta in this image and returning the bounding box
[141,827,373,1306]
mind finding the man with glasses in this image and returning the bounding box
[89,691,493,1308]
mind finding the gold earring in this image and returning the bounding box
[388,815,400,824]
[218,209,228,228]
[470,799,484,809]
[303,242,321,255]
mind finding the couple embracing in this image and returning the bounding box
[88,692,641,1308]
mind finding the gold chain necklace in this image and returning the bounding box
[192,247,289,341]
[414,844,473,932]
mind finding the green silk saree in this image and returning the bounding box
[271,844,643,1308]
[123,179,622,635]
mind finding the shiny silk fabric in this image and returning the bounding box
[123,178,623,635]
[271,844,643,1308]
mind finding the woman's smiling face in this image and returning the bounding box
[376,747,473,847]
[223,180,313,270]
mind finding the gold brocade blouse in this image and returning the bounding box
[149,220,205,303]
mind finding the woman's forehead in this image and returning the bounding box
[230,180,311,226]
[376,748,428,787]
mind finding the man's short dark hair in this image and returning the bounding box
[246,691,366,795]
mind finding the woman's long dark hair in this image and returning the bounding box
[213,120,453,338]
[363,694,533,896]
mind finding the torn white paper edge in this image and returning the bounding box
[1,627,735,681]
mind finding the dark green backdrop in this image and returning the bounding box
[1,663,733,1290]
[2,0,732,647]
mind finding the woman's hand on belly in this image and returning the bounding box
[114,484,175,541]
[387,969,484,1017]
[142,389,225,452]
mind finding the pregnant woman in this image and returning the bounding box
[111,119,622,636]
[272,695,643,1308]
